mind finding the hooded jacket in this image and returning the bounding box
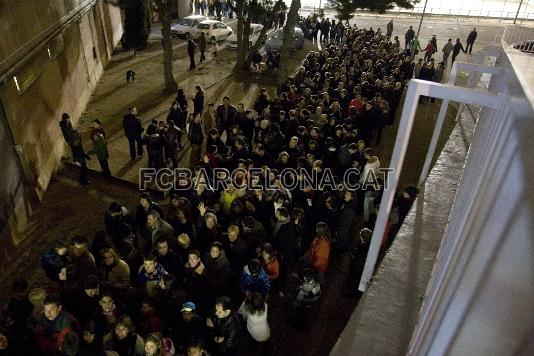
[240,265,270,297]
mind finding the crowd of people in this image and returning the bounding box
[1,19,434,356]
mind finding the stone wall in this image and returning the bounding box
[0,0,122,262]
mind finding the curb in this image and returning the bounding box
[60,160,165,200]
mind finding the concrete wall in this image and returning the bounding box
[0,0,122,263]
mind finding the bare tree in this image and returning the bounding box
[228,0,285,71]
[277,0,300,85]
[154,0,178,93]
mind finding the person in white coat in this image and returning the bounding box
[238,292,270,354]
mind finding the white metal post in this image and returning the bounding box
[358,80,420,292]
[418,61,503,187]
[358,80,504,293]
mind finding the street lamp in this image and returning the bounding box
[416,0,429,38]
[514,0,524,24]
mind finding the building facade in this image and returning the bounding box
[0,0,123,262]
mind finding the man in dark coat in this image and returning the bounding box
[207,296,241,356]
[224,225,249,278]
[71,130,90,185]
[187,34,197,70]
[404,25,415,49]
[335,191,359,252]
[451,38,466,66]
[104,201,136,252]
[145,131,165,169]
[216,96,238,136]
[188,112,204,167]
[123,107,144,161]
[466,27,477,54]
[346,228,372,294]
[167,101,184,128]
[198,32,207,62]
[59,113,75,151]
[164,120,182,168]
[272,207,296,287]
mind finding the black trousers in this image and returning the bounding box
[466,41,474,53]
[189,52,196,69]
[200,49,206,62]
[76,157,88,184]
[451,52,459,66]
[98,158,112,177]
[127,136,143,160]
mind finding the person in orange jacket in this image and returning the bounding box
[302,222,331,285]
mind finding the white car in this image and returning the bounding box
[171,15,208,38]
[193,20,233,42]
[225,24,265,49]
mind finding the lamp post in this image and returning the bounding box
[514,0,524,24]
[416,0,429,38]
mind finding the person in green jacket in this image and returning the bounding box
[409,37,422,58]
[89,132,111,177]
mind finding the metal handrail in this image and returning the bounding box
[358,72,505,292]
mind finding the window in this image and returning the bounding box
[47,34,64,60]
[13,63,41,94]
[198,23,211,29]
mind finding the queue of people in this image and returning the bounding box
[34,20,430,356]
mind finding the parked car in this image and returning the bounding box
[226,23,265,49]
[192,20,233,42]
[264,28,304,52]
[171,15,208,38]
[512,40,534,54]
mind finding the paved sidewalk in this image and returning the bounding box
[76,21,313,185]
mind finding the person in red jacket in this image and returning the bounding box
[33,295,79,354]
[301,222,331,285]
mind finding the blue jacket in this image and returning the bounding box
[240,266,270,297]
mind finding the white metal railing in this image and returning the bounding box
[407,45,534,354]
[299,4,534,22]
[502,24,534,52]
[358,61,505,292]
[418,51,501,187]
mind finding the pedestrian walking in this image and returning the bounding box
[59,113,76,155]
[89,132,112,177]
[409,37,422,58]
[198,32,207,62]
[466,27,477,54]
[123,107,144,161]
[451,38,466,66]
[193,85,205,116]
[442,38,454,66]
[423,41,436,62]
[210,39,219,58]
[71,130,90,185]
[188,112,204,167]
[164,120,182,168]
[187,34,196,70]
[386,19,393,39]
[405,25,415,49]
